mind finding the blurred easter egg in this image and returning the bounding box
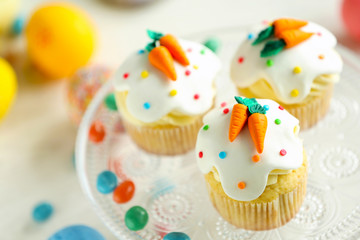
[67,65,111,125]
[342,0,360,42]
[0,57,17,121]
[49,225,105,240]
[25,3,96,79]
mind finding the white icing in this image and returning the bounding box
[231,21,343,104]
[114,39,221,123]
[196,98,303,201]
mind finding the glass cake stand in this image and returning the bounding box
[76,26,360,240]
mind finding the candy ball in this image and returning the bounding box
[89,121,106,143]
[32,202,53,222]
[25,3,96,78]
[342,0,360,42]
[0,57,17,121]
[67,65,111,125]
[96,171,117,194]
[49,225,105,240]
[125,206,149,231]
[164,232,191,240]
[113,180,135,204]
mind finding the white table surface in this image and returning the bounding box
[0,0,357,239]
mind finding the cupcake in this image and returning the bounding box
[231,18,343,129]
[114,30,221,155]
[196,96,307,230]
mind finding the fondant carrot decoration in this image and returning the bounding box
[273,18,308,37]
[229,97,249,142]
[248,104,267,154]
[148,46,177,80]
[159,34,189,66]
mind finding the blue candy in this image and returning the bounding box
[96,171,117,194]
[12,16,25,35]
[48,225,105,240]
[32,202,53,222]
[164,232,191,240]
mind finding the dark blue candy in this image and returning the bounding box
[32,202,53,222]
[164,232,191,240]
[48,225,105,240]
[96,171,117,194]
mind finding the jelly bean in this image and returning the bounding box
[203,37,220,53]
[164,232,191,240]
[96,171,117,194]
[125,206,148,231]
[89,121,105,143]
[113,180,135,204]
[48,225,105,240]
[12,16,25,35]
[104,93,118,111]
[32,202,53,222]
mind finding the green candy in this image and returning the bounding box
[203,37,220,53]
[125,206,149,231]
[104,93,118,111]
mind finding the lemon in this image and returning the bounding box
[0,58,17,120]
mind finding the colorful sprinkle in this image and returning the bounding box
[32,202,54,222]
[187,48,192,52]
[97,171,117,194]
[280,149,287,156]
[185,70,191,76]
[291,89,299,97]
[199,151,203,158]
[279,105,284,110]
[248,33,254,40]
[169,89,177,97]
[203,125,209,130]
[319,54,324,60]
[317,32,322,36]
[293,66,302,74]
[223,108,229,114]
[252,155,260,163]
[275,119,281,125]
[138,49,145,54]
[294,125,299,134]
[200,49,206,54]
[89,121,106,143]
[125,206,149,231]
[263,105,269,111]
[141,71,149,78]
[238,57,244,63]
[219,151,227,159]
[143,102,151,109]
[220,102,227,107]
[113,180,135,204]
[123,73,129,79]
[266,59,274,67]
[193,65,199,70]
[194,94,200,100]
[262,20,270,25]
[237,181,246,189]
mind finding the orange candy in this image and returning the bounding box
[89,121,105,143]
[113,180,135,204]
[238,181,246,189]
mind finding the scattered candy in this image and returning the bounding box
[317,32,322,36]
[187,48,192,52]
[194,94,200,100]
[138,49,145,54]
[293,66,302,74]
[237,181,246,189]
[203,125,209,130]
[278,105,284,110]
[203,37,220,53]
[219,151,227,159]
[141,70,149,78]
[185,70,191,76]
[263,105,270,111]
[164,232,191,240]
[169,89,177,96]
[280,149,287,156]
[89,121,106,143]
[143,102,151,110]
[123,73,129,79]
[319,54,324,60]
[266,59,274,67]
[252,155,260,163]
[125,206,149,231]
[48,225,105,240]
[238,57,244,63]
[96,171,117,194]
[12,16,25,35]
[247,33,254,40]
[291,89,299,97]
[104,93,118,111]
[193,65,199,70]
[200,49,206,55]
[223,108,229,114]
[113,180,135,204]
[199,151,203,158]
[220,102,227,107]
[0,58,17,121]
[32,202,53,222]
[275,119,281,125]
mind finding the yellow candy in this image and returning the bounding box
[293,66,302,74]
[0,58,17,121]
[169,89,177,96]
[25,3,96,79]
[291,89,299,97]
[141,70,149,78]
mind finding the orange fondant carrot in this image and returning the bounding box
[278,29,313,48]
[248,104,267,154]
[148,46,177,81]
[159,34,189,66]
[273,18,308,37]
[229,104,248,142]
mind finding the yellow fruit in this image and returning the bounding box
[0,58,17,120]
[25,3,96,79]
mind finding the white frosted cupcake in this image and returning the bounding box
[114,30,221,155]
[231,18,343,129]
[196,96,307,230]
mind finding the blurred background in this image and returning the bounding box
[0,0,359,239]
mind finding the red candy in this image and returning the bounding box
[123,73,129,79]
[199,151,203,158]
[194,94,200,100]
[89,121,106,143]
[113,180,135,204]
[185,70,191,76]
[238,57,244,63]
[280,149,287,156]
[278,105,284,110]
[220,102,227,107]
[223,108,229,114]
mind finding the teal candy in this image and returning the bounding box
[12,16,25,35]
[203,37,220,53]
[96,171,117,194]
[33,202,53,222]
[104,93,118,111]
[48,225,105,240]
[164,232,191,240]
[125,206,149,231]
